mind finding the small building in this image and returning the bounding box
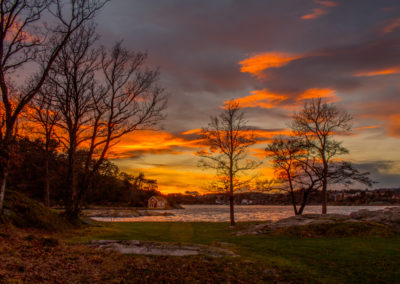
[148,196,168,209]
[241,199,253,205]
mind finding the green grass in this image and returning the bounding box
[68,221,400,283]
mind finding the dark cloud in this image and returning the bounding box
[259,37,400,95]
[95,0,400,190]
[354,161,400,188]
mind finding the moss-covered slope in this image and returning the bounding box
[1,190,71,231]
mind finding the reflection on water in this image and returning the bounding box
[91,205,395,222]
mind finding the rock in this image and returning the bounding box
[89,240,237,257]
[349,207,400,227]
[350,209,373,219]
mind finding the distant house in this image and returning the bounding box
[148,196,168,209]
[241,199,253,205]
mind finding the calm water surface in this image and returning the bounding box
[92,205,395,222]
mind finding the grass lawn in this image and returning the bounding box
[68,222,400,283]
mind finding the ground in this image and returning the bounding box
[1,221,398,283]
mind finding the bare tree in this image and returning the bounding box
[265,134,373,215]
[0,0,108,212]
[291,98,352,214]
[46,22,102,219]
[265,136,321,215]
[44,23,166,219]
[200,101,259,226]
[74,42,166,218]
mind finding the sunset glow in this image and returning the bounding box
[86,0,400,193]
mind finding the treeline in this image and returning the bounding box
[167,189,400,206]
[7,137,161,208]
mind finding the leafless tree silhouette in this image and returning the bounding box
[291,98,355,214]
[200,101,259,226]
[0,0,108,212]
[43,23,166,219]
[265,136,321,215]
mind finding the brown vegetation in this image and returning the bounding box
[0,227,279,283]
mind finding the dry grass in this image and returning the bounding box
[0,226,280,283]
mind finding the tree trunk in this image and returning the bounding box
[0,167,9,213]
[66,172,80,220]
[289,190,298,215]
[229,171,235,226]
[321,157,328,214]
[44,156,50,207]
[322,173,328,214]
[64,143,80,220]
[298,190,310,215]
[229,194,235,226]
[0,141,11,212]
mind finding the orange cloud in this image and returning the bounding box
[301,7,327,20]
[230,88,337,110]
[382,17,400,34]
[354,66,400,77]
[182,128,202,135]
[230,89,287,109]
[239,52,303,78]
[297,88,338,102]
[315,0,339,7]
[354,125,381,131]
[301,0,339,20]
[110,130,203,159]
[252,129,292,142]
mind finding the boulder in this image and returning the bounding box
[89,240,237,257]
[350,206,400,228]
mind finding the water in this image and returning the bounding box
[91,204,395,222]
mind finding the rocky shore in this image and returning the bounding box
[238,206,400,236]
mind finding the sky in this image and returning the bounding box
[93,0,400,193]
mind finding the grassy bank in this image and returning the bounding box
[1,190,399,283]
[69,222,400,283]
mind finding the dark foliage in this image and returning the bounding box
[6,137,162,208]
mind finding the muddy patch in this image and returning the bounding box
[89,240,237,257]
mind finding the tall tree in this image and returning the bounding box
[46,22,102,219]
[45,24,166,219]
[290,98,352,214]
[0,0,108,212]
[200,101,258,226]
[76,42,166,216]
